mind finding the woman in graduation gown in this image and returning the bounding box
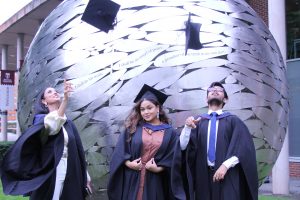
[1,81,91,200]
[107,84,178,200]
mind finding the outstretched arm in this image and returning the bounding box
[57,80,73,117]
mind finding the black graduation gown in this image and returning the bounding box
[172,114,258,200]
[0,116,87,200]
[107,125,178,200]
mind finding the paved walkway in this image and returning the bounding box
[259,177,300,199]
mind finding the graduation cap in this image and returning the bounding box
[185,13,203,55]
[81,0,120,33]
[134,84,168,105]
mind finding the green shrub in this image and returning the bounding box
[0,141,14,165]
[1,182,28,200]
[0,142,28,199]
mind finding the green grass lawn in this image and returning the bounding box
[259,195,290,200]
[0,182,28,200]
[0,181,291,200]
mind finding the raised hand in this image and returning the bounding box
[63,79,73,100]
[185,116,201,128]
[57,79,73,117]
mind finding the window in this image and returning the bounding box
[287,60,300,157]
[286,0,300,59]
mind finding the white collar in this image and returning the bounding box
[208,109,223,115]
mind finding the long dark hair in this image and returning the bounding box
[125,98,169,137]
[34,89,49,115]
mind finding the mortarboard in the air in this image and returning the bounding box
[81,0,120,33]
[185,13,203,55]
[134,84,168,105]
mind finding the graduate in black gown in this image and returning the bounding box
[172,82,258,200]
[108,84,178,200]
[1,81,92,200]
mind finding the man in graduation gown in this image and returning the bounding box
[172,82,258,200]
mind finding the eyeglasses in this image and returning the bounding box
[207,87,224,93]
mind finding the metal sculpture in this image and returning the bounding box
[18,0,288,197]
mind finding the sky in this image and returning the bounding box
[0,0,32,24]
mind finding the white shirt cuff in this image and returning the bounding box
[222,156,239,169]
[44,111,67,135]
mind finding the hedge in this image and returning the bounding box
[0,141,14,165]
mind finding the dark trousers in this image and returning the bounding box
[207,166,221,200]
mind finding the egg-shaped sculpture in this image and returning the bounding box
[18,0,288,197]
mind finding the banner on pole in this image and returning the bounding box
[1,70,15,85]
[0,70,15,110]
